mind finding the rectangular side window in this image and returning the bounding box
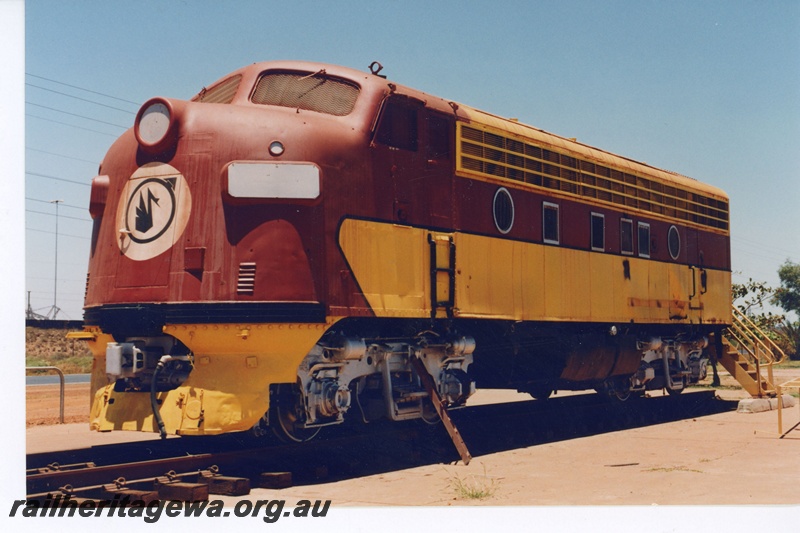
[620,218,634,255]
[376,101,418,151]
[591,213,605,252]
[426,114,450,159]
[543,202,560,244]
[638,222,651,258]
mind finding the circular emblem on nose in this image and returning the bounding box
[116,162,191,261]
[125,177,177,244]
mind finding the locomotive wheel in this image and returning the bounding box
[528,387,553,401]
[613,388,633,402]
[596,378,637,402]
[666,383,685,396]
[420,398,441,425]
[665,375,686,396]
[270,384,321,443]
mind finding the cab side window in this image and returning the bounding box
[376,100,418,151]
[426,114,450,159]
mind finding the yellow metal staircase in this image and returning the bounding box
[715,306,786,398]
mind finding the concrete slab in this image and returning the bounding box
[737,394,797,413]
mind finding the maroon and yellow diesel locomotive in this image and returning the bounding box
[80,60,731,442]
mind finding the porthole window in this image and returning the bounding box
[668,225,681,260]
[493,187,514,234]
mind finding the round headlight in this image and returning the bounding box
[269,140,285,157]
[139,103,170,144]
[134,98,178,153]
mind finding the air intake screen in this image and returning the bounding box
[251,71,359,116]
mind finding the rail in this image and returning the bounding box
[725,307,786,396]
[776,378,800,439]
[25,366,65,424]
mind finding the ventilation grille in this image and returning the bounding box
[251,71,359,116]
[237,262,256,295]
[192,74,242,104]
[459,124,729,231]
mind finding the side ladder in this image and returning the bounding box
[428,234,455,319]
[716,306,786,398]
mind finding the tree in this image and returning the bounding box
[730,276,794,361]
[774,260,800,318]
[731,278,784,331]
[773,260,800,360]
[775,320,799,361]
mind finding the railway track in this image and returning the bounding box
[26,390,736,501]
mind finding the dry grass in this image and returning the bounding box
[645,466,704,474]
[446,464,499,500]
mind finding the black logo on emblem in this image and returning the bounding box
[125,177,177,244]
[135,189,160,233]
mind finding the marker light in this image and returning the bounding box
[269,140,285,157]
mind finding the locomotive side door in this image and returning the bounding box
[419,110,455,228]
[685,227,707,313]
[372,94,453,227]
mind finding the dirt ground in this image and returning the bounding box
[26,382,92,426]
[25,369,800,510]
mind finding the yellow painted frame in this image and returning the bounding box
[87,319,340,435]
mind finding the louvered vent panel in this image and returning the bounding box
[193,74,242,104]
[237,262,257,295]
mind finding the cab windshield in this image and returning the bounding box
[250,70,360,116]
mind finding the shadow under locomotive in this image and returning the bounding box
[26,390,738,489]
[246,389,738,485]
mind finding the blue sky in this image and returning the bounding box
[17,0,800,319]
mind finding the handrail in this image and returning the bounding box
[729,307,786,365]
[736,307,785,362]
[776,377,800,438]
[725,306,787,396]
[25,366,65,424]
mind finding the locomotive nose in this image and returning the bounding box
[134,97,184,154]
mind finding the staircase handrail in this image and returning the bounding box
[725,326,758,361]
[730,306,786,365]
